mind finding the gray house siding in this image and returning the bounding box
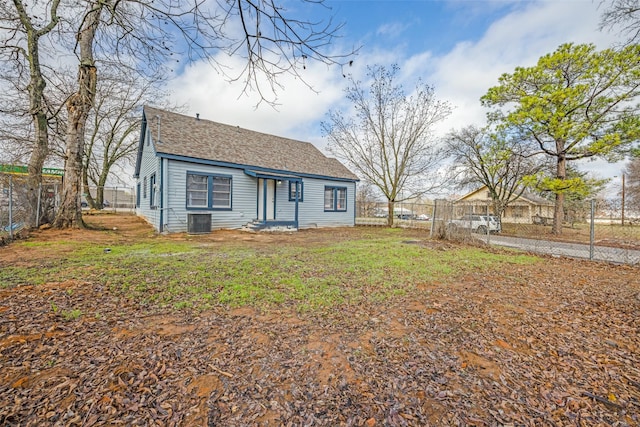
[159,162,355,232]
[275,178,355,228]
[134,107,359,233]
[162,160,257,232]
[136,128,161,230]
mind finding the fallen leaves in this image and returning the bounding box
[1,218,639,425]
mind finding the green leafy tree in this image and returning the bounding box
[523,166,607,226]
[482,43,640,234]
[623,156,640,214]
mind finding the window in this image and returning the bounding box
[513,206,524,218]
[149,173,156,207]
[186,172,232,210]
[288,181,303,202]
[212,176,231,208]
[143,176,147,199]
[136,183,140,207]
[324,186,347,212]
[186,174,208,207]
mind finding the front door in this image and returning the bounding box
[257,179,276,221]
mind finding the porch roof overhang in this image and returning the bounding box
[244,169,302,182]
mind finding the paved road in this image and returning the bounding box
[479,234,640,265]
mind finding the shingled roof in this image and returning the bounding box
[143,106,358,181]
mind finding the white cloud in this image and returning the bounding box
[164,46,407,151]
[166,53,348,143]
[376,22,410,38]
[163,0,627,179]
[426,0,622,135]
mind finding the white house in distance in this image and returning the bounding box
[134,106,359,233]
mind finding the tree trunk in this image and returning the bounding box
[387,199,395,227]
[552,155,567,235]
[53,3,102,228]
[25,98,48,228]
[24,27,49,228]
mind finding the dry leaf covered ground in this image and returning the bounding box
[1,214,639,426]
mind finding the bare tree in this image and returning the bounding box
[53,1,102,228]
[599,0,640,44]
[445,125,543,219]
[2,0,355,228]
[49,0,356,227]
[0,0,61,227]
[355,181,380,218]
[82,73,172,209]
[322,65,451,227]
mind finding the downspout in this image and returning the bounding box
[155,114,163,233]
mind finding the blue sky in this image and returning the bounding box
[325,0,513,56]
[167,0,628,182]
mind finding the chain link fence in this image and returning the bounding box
[356,198,639,264]
[430,199,640,265]
[356,200,435,229]
[1,176,136,244]
[0,174,60,243]
[82,186,137,212]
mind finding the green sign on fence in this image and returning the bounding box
[0,164,64,177]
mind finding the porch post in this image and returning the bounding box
[262,179,268,223]
[294,181,299,228]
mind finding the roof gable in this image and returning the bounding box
[141,106,358,181]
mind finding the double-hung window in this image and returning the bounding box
[186,172,232,209]
[324,186,347,212]
[212,176,231,208]
[288,181,303,202]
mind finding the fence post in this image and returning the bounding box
[589,199,595,261]
[8,175,13,239]
[430,200,438,238]
[486,203,490,244]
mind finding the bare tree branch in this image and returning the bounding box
[323,65,451,226]
[599,0,640,44]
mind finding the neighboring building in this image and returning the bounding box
[455,185,555,224]
[134,106,359,233]
[82,187,136,209]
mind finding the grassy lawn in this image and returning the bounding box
[0,226,536,313]
[2,214,639,425]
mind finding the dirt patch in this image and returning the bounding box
[1,214,639,425]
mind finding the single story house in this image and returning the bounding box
[455,185,555,224]
[134,106,359,233]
